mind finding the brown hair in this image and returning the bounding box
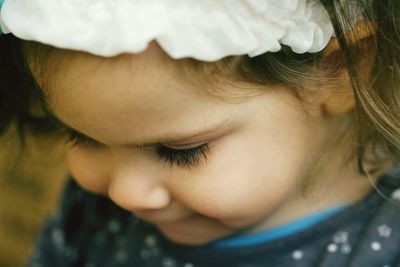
[0,0,399,174]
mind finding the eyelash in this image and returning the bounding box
[154,144,209,169]
[65,130,209,169]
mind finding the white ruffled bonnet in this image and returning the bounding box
[0,0,334,61]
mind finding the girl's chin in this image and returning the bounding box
[156,226,225,246]
[155,215,235,246]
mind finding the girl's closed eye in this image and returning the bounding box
[154,143,210,169]
[65,129,210,169]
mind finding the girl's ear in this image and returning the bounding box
[318,21,376,117]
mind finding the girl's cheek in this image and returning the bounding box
[66,146,111,195]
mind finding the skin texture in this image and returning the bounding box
[38,42,374,246]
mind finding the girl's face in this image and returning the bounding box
[40,43,370,245]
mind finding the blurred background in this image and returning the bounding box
[0,125,68,267]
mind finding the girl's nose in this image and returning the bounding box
[107,166,171,212]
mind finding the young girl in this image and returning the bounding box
[1,0,400,266]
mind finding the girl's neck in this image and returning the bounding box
[242,157,377,236]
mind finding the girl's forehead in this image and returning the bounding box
[38,43,251,121]
[45,44,193,101]
[44,41,224,100]
[50,55,194,113]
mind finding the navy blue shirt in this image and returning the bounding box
[27,168,400,267]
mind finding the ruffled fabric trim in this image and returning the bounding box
[0,0,334,61]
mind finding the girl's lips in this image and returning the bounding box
[132,200,196,223]
[134,209,196,223]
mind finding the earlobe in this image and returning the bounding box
[321,87,356,117]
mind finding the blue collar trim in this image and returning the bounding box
[207,206,349,249]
